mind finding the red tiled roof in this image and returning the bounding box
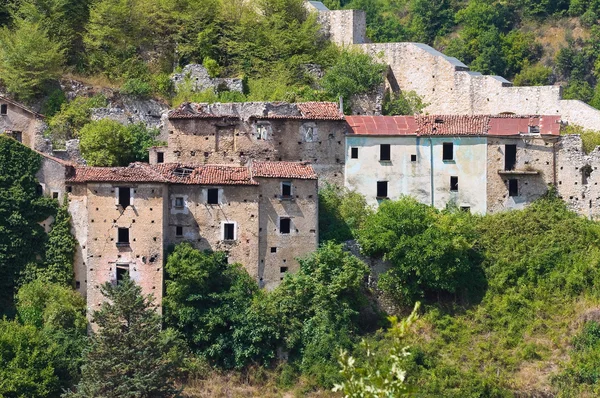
[346,115,561,136]
[155,163,258,185]
[68,162,317,184]
[488,115,561,136]
[297,102,344,120]
[36,150,77,167]
[68,163,169,183]
[252,161,317,180]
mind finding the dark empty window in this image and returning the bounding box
[116,264,129,285]
[505,145,517,171]
[509,179,518,197]
[223,223,235,240]
[118,187,131,208]
[377,181,388,198]
[0,104,6,115]
[351,147,358,159]
[52,192,59,200]
[460,206,471,213]
[66,186,72,193]
[176,226,183,236]
[280,218,291,234]
[281,182,292,198]
[450,176,458,191]
[443,143,454,161]
[207,188,219,204]
[36,184,43,196]
[411,154,417,162]
[380,144,391,161]
[271,247,277,253]
[157,152,164,163]
[117,228,129,245]
[175,197,184,208]
[280,267,288,273]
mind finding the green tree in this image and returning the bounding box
[78,119,134,166]
[42,202,76,286]
[128,123,162,163]
[67,275,182,397]
[0,136,55,315]
[163,243,266,368]
[382,90,428,115]
[357,197,484,304]
[319,183,371,243]
[48,95,108,143]
[0,17,65,100]
[321,49,385,113]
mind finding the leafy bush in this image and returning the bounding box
[202,57,221,78]
[321,49,385,112]
[513,63,552,86]
[319,183,372,243]
[382,90,428,115]
[120,78,152,98]
[48,95,108,144]
[561,124,600,154]
[357,197,485,304]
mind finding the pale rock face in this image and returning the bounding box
[171,64,244,94]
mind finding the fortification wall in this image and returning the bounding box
[309,2,600,131]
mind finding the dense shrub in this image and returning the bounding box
[318,183,371,243]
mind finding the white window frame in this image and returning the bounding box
[280,181,293,199]
[221,221,237,241]
[174,196,185,208]
[255,122,271,140]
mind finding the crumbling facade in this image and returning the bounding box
[159,101,347,185]
[345,115,561,214]
[62,161,318,313]
[0,95,48,152]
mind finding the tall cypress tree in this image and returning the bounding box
[66,276,182,397]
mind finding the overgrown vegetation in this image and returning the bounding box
[562,124,600,154]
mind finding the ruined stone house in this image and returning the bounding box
[0,95,48,151]
[153,101,347,185]
[345,114,561,214]
[45,160,319,314]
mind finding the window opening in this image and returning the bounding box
[118,187,131,208]
[443,143,454,161]
[36,184,43,196]
[117,228,129,245]
[223,223,235,240]
[280,218,291,234]
[175,197,184,208]
[0,104,6,115]
[303,124,317,142]
[582,164,593,185]
[460,206,471,213]
[256,123,270,140]
[377,181,388,198]
[508,179,518,197]
[528,125,540,134]
[505,144,517,171]
[450,176,458,192]
[207,188,219,204]
[280,267,288,273]
[52,192,59,200]
[351,147,358,159]
[116,264,129,285]
[380,144,391,161]
[176,226,183,236]
[281,182,292,198]
[172,167,193,177]
[157,152,164,163]
[411,154,417,162]
[271,247,277,253]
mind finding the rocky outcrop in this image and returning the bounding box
[171,64,244,93]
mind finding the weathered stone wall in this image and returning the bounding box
[486,137,556,213]
[90,97,168,129]
[37,155,69,202]
[164,184,260,280]
[0,100,47,151]
[557,135,600,219]
[164,117,346,186]
[171,64,244,93]
[68,183,88,299]
[83,183,166,317]
[257,177,319,290]
[308,3,600,130]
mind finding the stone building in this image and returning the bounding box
[155,101,347,185]
[64,161,318,313]
[345,114,561,214]
[306,1,600,131]
[0,95,48,151]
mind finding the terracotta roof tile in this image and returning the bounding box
[296,102,344,120]
[252,161,317,179]
[415,115,490,135]
[346,116,417,135]
[68,162,317,184]
[155,163,258,185]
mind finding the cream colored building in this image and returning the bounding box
[345,115,561,214]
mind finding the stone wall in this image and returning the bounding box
[486,137,556,213]
[308,2,600,130]
[171,64,244,93]
[164,117,347,186]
